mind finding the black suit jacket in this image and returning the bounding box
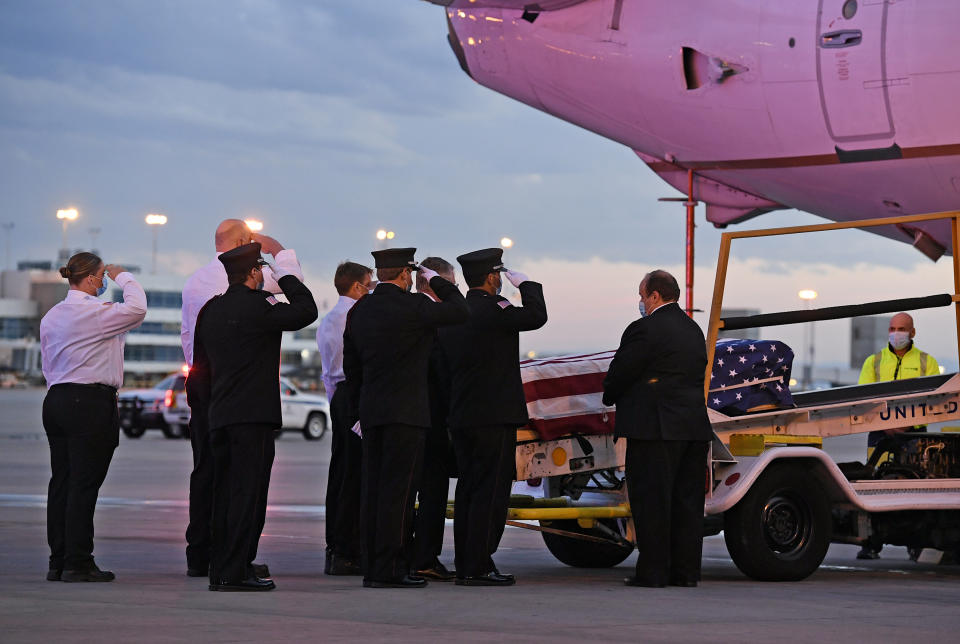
[188,275,318,431]
[424,297,452,431]
[440,281,548,429]
[602,302,712,441]
[343,277,468,430]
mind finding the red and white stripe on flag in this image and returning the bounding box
[520,350,617,440]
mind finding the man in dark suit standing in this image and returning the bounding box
[410,256,458,581]
[343,248,468,588]
[440,248,547,586]
[189,243,318,591]
[602,269,712,588]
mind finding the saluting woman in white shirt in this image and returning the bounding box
[40,252,146,582]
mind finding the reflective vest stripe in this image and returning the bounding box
[872,350,929,381]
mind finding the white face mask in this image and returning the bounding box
[889,331,911,350]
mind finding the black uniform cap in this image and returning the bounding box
[456,248,504,278]
[219,242,266,274]
[371,247,418,269]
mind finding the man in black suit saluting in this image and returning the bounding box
[189,242,318,591]
[602,270,712,588]
[441,248,547,586]
[343,248,468,588]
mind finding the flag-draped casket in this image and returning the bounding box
[707,339,795,415]
[520,341,796,439]
[520,351,616,440]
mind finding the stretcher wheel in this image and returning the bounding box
[724,462,831,581]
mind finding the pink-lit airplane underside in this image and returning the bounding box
[430,0,960,258]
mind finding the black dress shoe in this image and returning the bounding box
[46,568,62,582]
[362,575,428,588]
[251,563,270,578]
[327,554,362,576]
[209,576,276,592]
[62,565,115,583]
[324,549,332,575]
[624,576,665,588]
[455,572,516,586]
[488,563,515,582]
[186,565,208,578]
[414,561,456,581]
[669,578,699,587]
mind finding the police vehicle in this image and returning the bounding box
[124,372,329,441]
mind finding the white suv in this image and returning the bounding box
[162,376,329,440]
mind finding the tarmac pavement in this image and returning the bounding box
[1,388,959,643]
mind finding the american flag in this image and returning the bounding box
[708,339,795,414]
[520,351,616,441]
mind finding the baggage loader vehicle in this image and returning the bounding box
[498,211,960,580]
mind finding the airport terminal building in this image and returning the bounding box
[0,260,320,387]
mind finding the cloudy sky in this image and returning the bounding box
[1,1,956,372]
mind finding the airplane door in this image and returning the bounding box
[817,0,894,142]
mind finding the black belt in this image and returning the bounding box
[51,382,118,395]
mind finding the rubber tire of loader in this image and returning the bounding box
[724,462,831,581]
[540,519,634,568]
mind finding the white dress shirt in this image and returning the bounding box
[180,248,303,366]
[40,272,147,389]
[317,295,359,399]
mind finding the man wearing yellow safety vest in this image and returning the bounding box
[856,311,940,560]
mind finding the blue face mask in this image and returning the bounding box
[638,301,646,317]
[96,274,108,297]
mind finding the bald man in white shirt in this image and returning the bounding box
[182,219,304,578]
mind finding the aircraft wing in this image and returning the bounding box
[422,0,587,10]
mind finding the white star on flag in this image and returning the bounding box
[729,369,737,377]
[726,346,734,353]
[776,384,782,391]
[735,392,742,400]
[712,398,721,405]
[770,345,778,352]
[748,344,756,351]
[761,355,768,363]
[718,358,724,367]
[738,356,747,364]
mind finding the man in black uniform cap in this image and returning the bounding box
[602,269,712,588]
[343,247,468,588]
[189,242,318,591]
[440,248,547,586]
[410,256,458,581]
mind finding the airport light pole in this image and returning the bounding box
[145,213,167,274]
[89,227,101,253]
[56,208,78,256]
[798,289,818,389]
[1,223,13,270]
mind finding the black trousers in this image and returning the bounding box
[42,383,119,571]
[209,423,275,583]
[625,438,709,585]
[325,387,362,560]
[411,424,453,570]
[451,425,516,578]
[360,424,425,582]
[185,400,213,570]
